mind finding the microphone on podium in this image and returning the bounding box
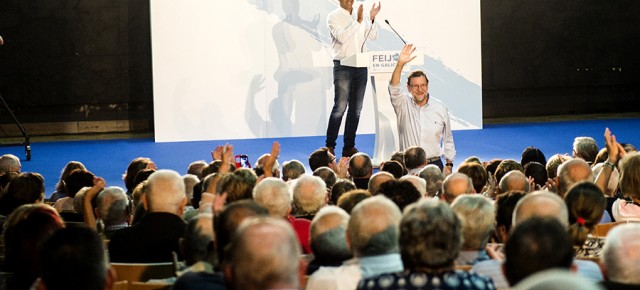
[385,20,407,45]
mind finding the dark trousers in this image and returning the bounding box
[325,60,368,149]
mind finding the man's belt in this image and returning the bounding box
[426,156,441,163]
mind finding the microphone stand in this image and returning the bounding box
[0,91,32,161]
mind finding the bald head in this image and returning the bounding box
[368,171,394,195]
[556,158,593,196]
[513,191,569,228]
[310,206,349,239]
[443,173,474,203]
[146,170,187,215]
[499,171,530,194]
[0,154,21,174]
[309,206,351,261]
[227,217,301,290]
[348,195,401,257]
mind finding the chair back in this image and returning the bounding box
[111,262,175,282]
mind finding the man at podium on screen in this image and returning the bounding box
[325,0,381,158]
[389,44,456,174]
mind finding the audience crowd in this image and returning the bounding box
[0,127,639,290]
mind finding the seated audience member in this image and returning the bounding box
[357,199,495,290]
[591,163,619,198]
[503,217,574,287]
[546,153,569,179]
[214,200,269,265]
[521,146,547,167]
[556,158,593,197]
[441,172,473,204]
[474,191,603,288]
[217,168,258,203]
[330,178,356,205]
[308,147,338,172]
[187,160,207,179]
[367,172,394,196]
[282,159,306,181]
[306,196,403,290]
[37,226,116,290]
[307,206,352,274]
[0,154,21,174]
[0,172,46,217]
[252,177,311,253]
[399,175,427,196]
[292,175,327,220]
[419,164,445,197]
[457,161,488,194]
[3,204,64,289]
[108,170,188,263]
[494,159,524,186]
[403,146,427,175]
[565,181,606,259]
[378,179,422,211]
[254,153,281,178]
[131,168,155,194]
[451,194,495,266]
[515,269,601,290]
[497,170,530,195]
[390,151,406,171]
[379,160,404,179]
[524,161,548,189]
[600,223,640,290]
[49,161,86,202]
[485,159,502,176]
[348,152,373,189]
[182,174,200,220]
[173,215,225,290]
[463,156,482,164]
[94,186,131,239]
[337,189,371,214]
[313,166,337,191]
[53,169,95,212]
[491,191,526,243]
[611,152,640,221]
[0,171,17,197]
[123,157,157,195]
[225,217,305,290]
[573,136,599,165]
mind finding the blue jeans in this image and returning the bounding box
[325,61,368,149]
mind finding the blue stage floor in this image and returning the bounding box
[2,118,638,198]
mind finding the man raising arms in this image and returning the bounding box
[326,0,381,157]
[389,44,456,173]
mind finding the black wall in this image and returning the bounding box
[482,0,640,118]
[0,0,152,125]
[1,1,639,130]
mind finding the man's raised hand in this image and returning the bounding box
[398,44,417,65]
[370,2,381,21]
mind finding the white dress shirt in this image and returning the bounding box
[389,83,456,161]
[327,6,378,60]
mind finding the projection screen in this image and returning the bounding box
[151,0,482,142]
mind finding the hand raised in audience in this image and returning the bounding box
[263,141,281,178]
[335,157,349,179]
[486,243,505,261]
[604,127,626,166]
[544,178,556,193]
[84,177,106,230]
[218,144,234,173]
[211,145,224,161]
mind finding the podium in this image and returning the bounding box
[341,51,423,166]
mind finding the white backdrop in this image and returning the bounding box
[151,0,482,142]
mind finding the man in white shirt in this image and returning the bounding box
[389,44,456,173]
[326,0,380,158]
